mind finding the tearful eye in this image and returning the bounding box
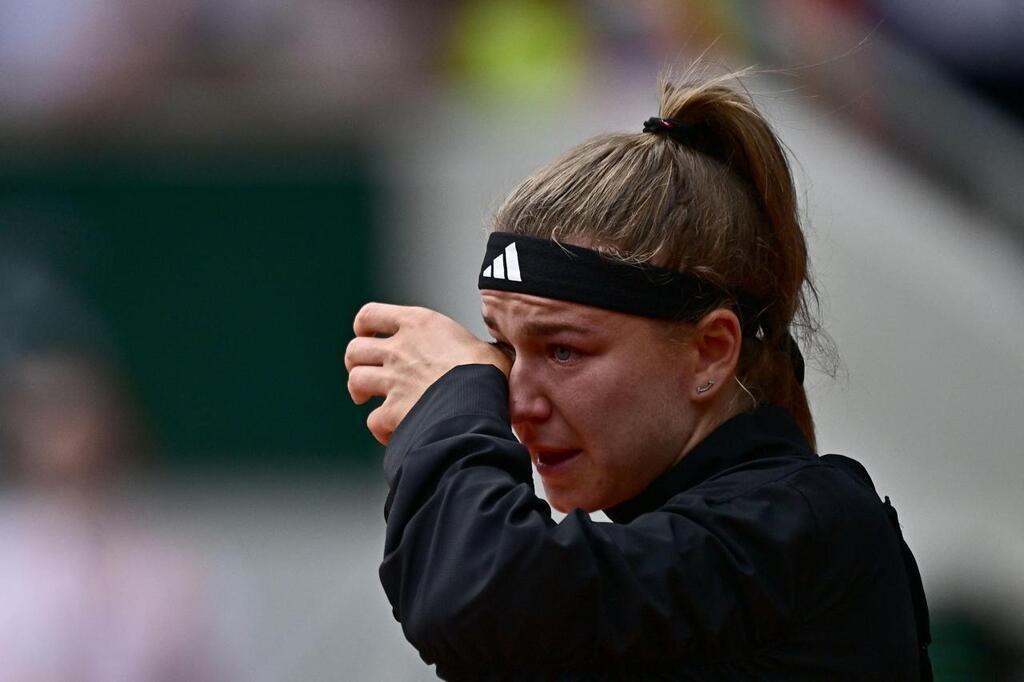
[552,346,574,363]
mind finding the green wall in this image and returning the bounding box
[1,150,379,469]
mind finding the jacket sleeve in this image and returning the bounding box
[379,364,816,672]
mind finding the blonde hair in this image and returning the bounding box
[492,68,833,449]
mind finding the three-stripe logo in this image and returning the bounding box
[482,242,522,282]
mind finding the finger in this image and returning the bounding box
[344,336,391,372]
[347,365,389,405]
[353,302,410,338]
[367,399,398,446]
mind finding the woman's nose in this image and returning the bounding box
[508,365,552,425]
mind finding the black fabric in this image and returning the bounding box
[885,498,935,682]
[381,364,931,681]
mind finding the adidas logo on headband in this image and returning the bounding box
[482,241,522,282]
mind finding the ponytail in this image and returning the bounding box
[657,75,819,448]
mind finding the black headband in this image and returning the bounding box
[478,232,805,384]
[478,232,764,330]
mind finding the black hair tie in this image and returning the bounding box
[643,116,729,166]
[643,116,700,146]
[642,116,676,133]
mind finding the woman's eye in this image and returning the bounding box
[551,346,575,363]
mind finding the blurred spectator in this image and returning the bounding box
[0,249,226,682]
[0,0,191,127]
[0,0,443,132]
[446,0,587,103]
[0,350,143,487]
[868,0,1024,121]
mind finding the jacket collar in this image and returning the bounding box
[604,405,815,524]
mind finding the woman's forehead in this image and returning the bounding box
[480,290,625,334]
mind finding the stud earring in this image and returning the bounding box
[696,380,714,394]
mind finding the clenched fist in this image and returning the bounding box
[345,303,512,445]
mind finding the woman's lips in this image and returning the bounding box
[532,448,582,475]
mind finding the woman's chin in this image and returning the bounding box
[541,485,573,513]
[548,497,571,514]
[543,486,599,515]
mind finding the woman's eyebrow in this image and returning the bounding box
[523,321,592,337]
[484,316,594,338]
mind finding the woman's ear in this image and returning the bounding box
[688,308,742,402]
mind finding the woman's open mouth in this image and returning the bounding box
[533,448,582,476]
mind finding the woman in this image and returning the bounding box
[345,72,932,680]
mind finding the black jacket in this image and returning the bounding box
[380,365,931,681]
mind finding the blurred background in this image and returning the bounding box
[0,0,1022,679]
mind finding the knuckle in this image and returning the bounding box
[343,338,358,369]
[409,306,432,324]
[366,407,391,443]
[353,302,376,331]
[370,399,395,424]
[346,367,362,390]
[366,408,381,430]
